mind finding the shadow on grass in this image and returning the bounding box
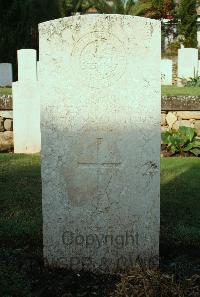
[1,155,200,296]
[0,154,118,297]
[160,158,200,277]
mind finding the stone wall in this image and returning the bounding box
[161,96,200,136]
[0,94,200,152]
[0,95,13,152]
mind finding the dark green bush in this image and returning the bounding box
[161,126,200,156]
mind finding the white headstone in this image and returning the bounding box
[198,60,200,75]
[197,31,200,48]
[161,59,173,85]
[12,49,41,153]
[0,63,13,86]
[178,48,198,86]
[17,49,37,81]
[39,15,160,273]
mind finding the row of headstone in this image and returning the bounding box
[0,63,13,86]
[161,48,199,86]
[177,48,199,86]
[12,49,41,153]
[161,59,172,85]
[12,15,160,273]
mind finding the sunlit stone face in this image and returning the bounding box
[72,31,126,88]
[39,14,161,273]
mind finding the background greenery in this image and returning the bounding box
[0,0,195,80]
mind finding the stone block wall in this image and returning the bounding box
[0,95,13,152]
[0,94,200,152]
[161,96,200,136]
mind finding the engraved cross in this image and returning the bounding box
[77,138,121,195]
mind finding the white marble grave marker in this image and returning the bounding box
[161,59,172,85]
[39,15,161,273]
[178,48,198,86]
[0,63,13,86]
[12,49,41,153]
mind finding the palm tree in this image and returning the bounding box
[132,0,174,19]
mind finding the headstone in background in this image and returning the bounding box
[177,48,198,86]
[197,31,200,48]
[12,49,41,153]
[39,15,161,273]
[198,60,200,75]
[161,59,173,85]
[17,49,37,82]
[0,63,13,87]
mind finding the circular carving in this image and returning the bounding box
[72,32,126,88]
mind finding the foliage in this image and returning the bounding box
[132,0,175,19]
[161,126,200,156]
[165,40,181,55]
[0,0,64,79]
[176,0,197,48]
[78,0,136,14]
[184,77,200,87]
[181,71,200,87]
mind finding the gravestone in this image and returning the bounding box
[39,15,160,273]
[12,49,41,153]
[178,48,198,86]
[0,63,13,86]
[161,59,172,85]
[18,49,37,81]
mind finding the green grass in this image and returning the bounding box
[0,87,12,95]
[160,157,200,255]
[162,85,200,96]
[0,86,200,96]
[1,154,200,296]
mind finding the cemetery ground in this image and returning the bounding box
[162,86,200,96]
[2,86,200,96]
[1,154,200,296]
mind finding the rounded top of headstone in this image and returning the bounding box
[39,14,160,30]
[0,63,12,66]
[18,49,37,54]
[38,14,160,89]
[178,47,198,52]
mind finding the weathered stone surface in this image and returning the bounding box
[166,112,177,129]
[0,63,13,86]
[176,111,200,120]
[0,95,13,110]
[161,113,166,126]
[173,120,193,130]
[0,111,13,118]
[0,117,4,132]
[161,96,200,111]
[4,119,13,131]
[0,131,13,151]
[39,15,160,273]
[194,121,200,136]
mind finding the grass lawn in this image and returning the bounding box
[0,87,12,95]
[0,86,200,97]
[162,85,200,96]
[1,154,200,296]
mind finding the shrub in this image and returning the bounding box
[180,71,200,87]
[161,126,200,156]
